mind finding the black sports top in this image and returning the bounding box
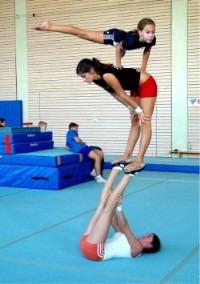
[93,67,140,93]
[122,33,156,50]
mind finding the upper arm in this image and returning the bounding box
[74,136,81,143]
[103,73,137,107]
[103,73,126,97]
[122,224,142,257]
[144,46,151,54]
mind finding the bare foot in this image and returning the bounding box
[31,21,51,31]
[112,155,132,164]
[124,160,145,172]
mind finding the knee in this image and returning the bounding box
[131,118,140,129]
[141,121,152,132]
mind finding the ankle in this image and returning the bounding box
[95,175,107,183]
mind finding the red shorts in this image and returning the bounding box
[130,75,157,98]
[80,235,105,261]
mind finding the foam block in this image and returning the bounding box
[0,131,53,144]
[0,127,40,134]
[0,162,93,190]
[0,140,54,155]
[0,150,81,167]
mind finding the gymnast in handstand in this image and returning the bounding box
[80,164,160,261]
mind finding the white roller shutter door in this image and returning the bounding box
[187,0,200,153]
[27,0,171,156]
[0,0,16,100]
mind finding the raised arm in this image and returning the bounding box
[117,208,143,257]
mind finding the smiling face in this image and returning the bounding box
[138,24,155,43]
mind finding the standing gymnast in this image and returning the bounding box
[31,18,156,71]
[80,164,160,261]
[76,58,157,173]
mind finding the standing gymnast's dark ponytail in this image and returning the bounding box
[76,58,113,74]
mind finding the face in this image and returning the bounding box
[79,69,96,84]
[140,233,154,248]
[0,121,6,127]
[139,24,155,43]
[72,126,78,131]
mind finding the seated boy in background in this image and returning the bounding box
[66,122,106,183]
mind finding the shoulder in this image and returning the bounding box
[67,130,78,136]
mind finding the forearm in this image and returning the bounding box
[111,212,122,232]
[110,92,139,110]
[141,48,151,70]
[117,209,128,230]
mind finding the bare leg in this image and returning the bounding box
[83,168,121,236]
[124,97,156,171]
[87,173,133,243]
[90,149,105,177]
[112,97,141,164]
[88,150,102,176]
[31,21,104,44]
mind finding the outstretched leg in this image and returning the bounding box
[31,21,104,44]
[83,167,121,237]
[87,172,134,244]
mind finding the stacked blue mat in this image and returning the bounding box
[0,127,94,190]
[0,127,53,154]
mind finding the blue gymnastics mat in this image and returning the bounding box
[0,147,94,190]
[0,147,81,167]
[0,170,198,283]
[0,126,40,134]
[0,131,52,144]
[0,140,54,155]
[104,155,200,173]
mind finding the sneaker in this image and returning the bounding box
[90,169,96,177]
[95,175,107,183]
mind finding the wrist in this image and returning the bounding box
[116,205,122,212]
[135,106,142,114]
[127,105,134,111]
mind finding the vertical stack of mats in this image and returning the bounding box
[0,127,54,154]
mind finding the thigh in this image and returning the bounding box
[140,97,156,116]
[87,211,113,244]
[82,30,104,43]
[88,149,98,159]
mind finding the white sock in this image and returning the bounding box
[90,169,96,177]
[95,175,107,183]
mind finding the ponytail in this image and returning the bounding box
[76,58,113,75]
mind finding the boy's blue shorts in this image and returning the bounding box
[78,146,102,158]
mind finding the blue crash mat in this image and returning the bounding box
[0,140,54,155]
[0,147,83,166]
[0,162,93,190]
[0,127,40,134]
[0,131,53,144]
